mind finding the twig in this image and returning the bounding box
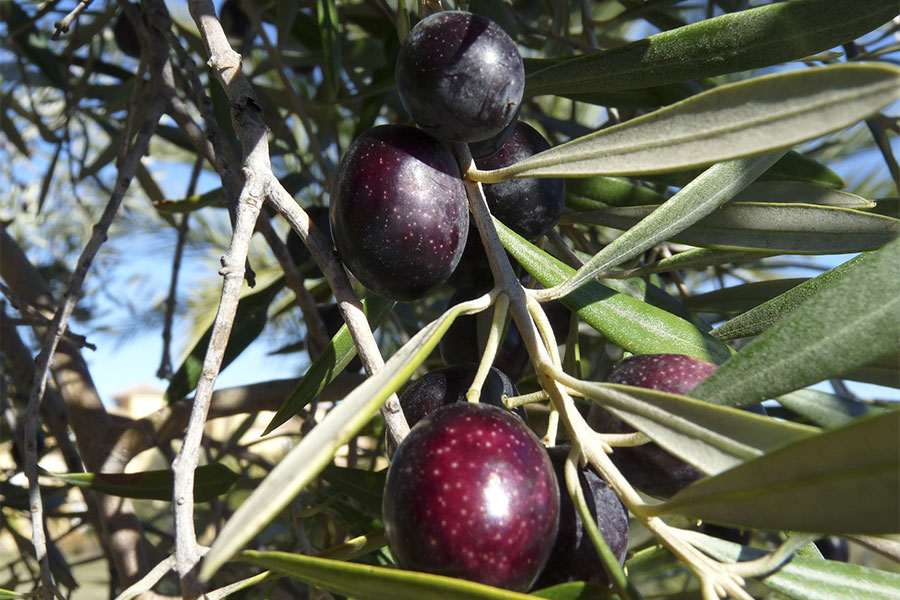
[157,159,201,379]
[52,0,95,39]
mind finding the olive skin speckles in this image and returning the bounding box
[330,124,468,301]
[383,402,559,591]
[395,11,525,143]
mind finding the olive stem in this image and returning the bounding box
[466,293,507,403]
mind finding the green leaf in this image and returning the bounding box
[557,373,816,475]
[200,301,475,581]
[165,276,283,403]
[0,106,28,155]
[776,389,888,429]
[686,278,807,315]
[496,220,733,364]
[46,464,239,503]
[642,150,845,190]
[656,411,900,534]
[555,154,784,298]
[264,294,395,435]
[531,582,613,599]
[525,0,898,97]
[711,253,868,341]
[480,63,900,180]
[320,465,387,516]
[629,248,778,278]
[840,351,900,389]
[684,530,900,600]
[571,203,898,255]
[238,550,538,600]
[728,181,874,210]
[316,0,341,97]
[565,175,665,210]
[692,238,900,407]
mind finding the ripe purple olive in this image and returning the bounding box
[399,364,525,427]
[476,121,565,240]
[383,402,559,591]
[330,124,468,301]
[590,354,718,498]
[395,11,524,143]
[113,4,142,58]
[534,446,629,589]
[285,205,331,279]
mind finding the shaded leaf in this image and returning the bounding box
[496,220,733,364]
[571,203,898,255]
[565,176,665,210]
[840,351,900,389]
[728,181,874,210]
[320,465,387,516]
[525,0,898,96]
[264,294,395,434]
[531,582,613,599]
[480,64,900,180]
[317,0,341,97]
[630,248,777,278]
[692,238,900,407]
[47,464,238,503]
[165,277,283,403]
[656,411,900,534]
[776,389,888,428]
[239,550,537,600]
[686,278,807,315]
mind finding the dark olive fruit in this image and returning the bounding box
[698,522,751,546]
[468,106,520,160]
[534,446,629,589]
[285,205,331,279]
[815,536,850,562]
[331,124,468,301]
[384,402,559,591]
[589,354,718,498]
[476,122,564,240]
[219,0,254,43]
[395,11,524,143]
[113,4,142,58]
[400,364,525,427]
[444,218,495,293]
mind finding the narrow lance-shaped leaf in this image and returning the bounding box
[496,220,732,364]
[556,372,816,475]
[570,203,899,255]
[655,411,900,535]
[682,530,900,600]
[712,252,867,341]
[46,464,239,503]
[474,63,900,180]
[691,237,900,407]
[200,299,480,581]
[550,152,783,299]
[776,389,888,429]
[264,293,395,434]
[239,550,538,600]
[525,0,898,96]
[165,276,283,403]
[686,278,808,315]
[316,0,341,97]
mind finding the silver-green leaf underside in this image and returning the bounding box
[569,203,899,255]
[683,530,900,600]
[656,411,900,535]
[477,63,900,180]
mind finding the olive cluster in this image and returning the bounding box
[330,10,563,302]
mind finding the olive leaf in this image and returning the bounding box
[477,63,900,180]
